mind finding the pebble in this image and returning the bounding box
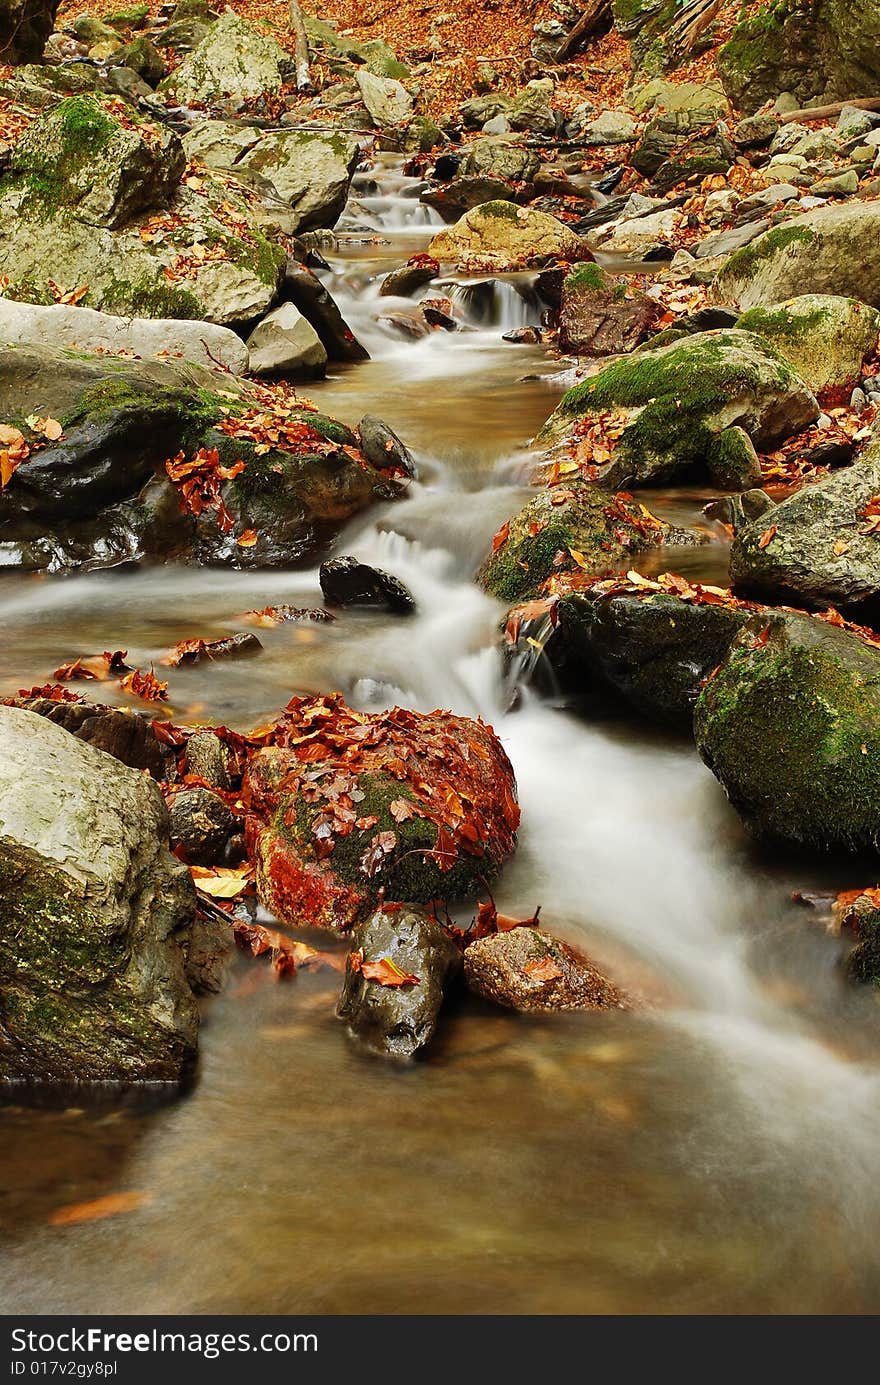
[851,387,867,412]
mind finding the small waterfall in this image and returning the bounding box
[446,277,542,330]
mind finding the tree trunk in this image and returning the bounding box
[288,0,312,93]
[555,0,613,64]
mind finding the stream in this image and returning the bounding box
[2,155,880,1314]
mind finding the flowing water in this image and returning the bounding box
[2,156,880,1314]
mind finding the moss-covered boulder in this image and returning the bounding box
[545,583,753,728]
[158,10,289,104]
[0,345,389,571]
[478,486,696,604]
[540,330,818,488]
[735,294,880,395]
[429,200,586,271]
[109,35,167,87]
[0,705,198,1085]
[558,262,660,356]
[718,0,880,114]
[713,204,880,312]
[730,456,880,613]
[337,906,461,1059]
[242,694,520,932]
[0,105,284,324]
[612,0,685,77]
[838,891,880,985]
[5,95,184,229]
[694,608,880,853]
[0,60,100,108]
[0,0,58,62]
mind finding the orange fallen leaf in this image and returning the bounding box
[360,957,421,986]
[758,525,778,549]
[523,956,564,983]
[190,865,253,898]
[236,529,258,548]
[48,1190,151,1227]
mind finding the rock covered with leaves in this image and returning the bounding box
[242,694,520,932]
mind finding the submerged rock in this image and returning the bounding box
[242,694,519,932]
[0,706,198,1085]
[464,926,626,1012]
[429,200,586,271]
[337,906,461,1058]
[319,555,416,613]
[694,609,880,853]
[540,330,818,489]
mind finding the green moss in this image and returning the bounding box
[104,2,150,27]
[481,488,632,603]
[478,199,523,222]
[719,222,817,281]
[564,262,610,292]
[4,96,118,220]
[736,301,833,343]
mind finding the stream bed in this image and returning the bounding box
[2,158,880,1315]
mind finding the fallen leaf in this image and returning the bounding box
[236,529,258,548]
[48,1191,151,1227]
[523,956,564,983]
[190,865,253,898]
[361,957,421,986]
[758,525,778,549]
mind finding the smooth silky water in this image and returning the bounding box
[2,157,879,1314]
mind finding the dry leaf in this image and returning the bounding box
[48,1191,151,1227]
[758,525,778,550]
[523,956,564,983]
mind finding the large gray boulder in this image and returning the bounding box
[245,302,327,378]
[695,609,880,854]
[735,294,880,394]
[731,457,880,612]
[0,299,249,375]
[337,906,461,1059]
[713,204,880,312]
[159,9,289,104]
[355,68,414,127]
[429,200,585,271]
[0,706,198,1084]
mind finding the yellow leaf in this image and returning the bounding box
[568,547,591,569]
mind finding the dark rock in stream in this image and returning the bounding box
[183,730,233,791]
[358,414,417,479]
[168,786,236,866]
[281,260,370,363]
[464,926,626,1012]
[337,906,461,1059]
[420,174,517,222]
[320,555,416,613]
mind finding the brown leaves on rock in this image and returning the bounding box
[0,423,30,489]
[48,1191,151,1227]
[190,864,254,899]
[758,524,778,549]
[165,447,242,535]
[359,829,398,879]
[523,956,564,983]
[119,668,169,702]
[859,494,880,535]
[348,948,420,986]
[54,650,132,681]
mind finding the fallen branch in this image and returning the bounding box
[554,0,613,63]
[780,95,880,124]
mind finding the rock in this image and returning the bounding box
[0,0,59,61]
[712,202,880,311]
[0,299,249,375]
[704,488,776,533]
[319,555,415,613]
[590,206,679,259]
[631,108,731,179]
[503,326,541,343]
[730,457,880,613]
[158,11,289,104]
[547,586,751,728]
[246,303,327,378]
[508,78,557,135]
[9,697,172,779]
[0,60,100,107]
[734,114,779,148]
[694,608,880,854]
[380,261,437,296]
[695,221,768,260]
[540,330,819,488]
[8,94,184,231]
[614,0,716,79]
[479,486,695,604]
[464,926,625,1011]
[812,168,859,196]
[458,137,540,184]
[183,729,232,790]
[558,262,659,356]
[355,69,414,127]
[181,912,233,995]
[235,129,359,233]
[358,415,416,478]
[460,93,510,128]
[281,261,370,362]
[837,891,880,985]
[718,1,880,114]
[103,65,155,103]
[429,200,585,271]
[0,345,384,572]
[168,785,235,866]
[421,174,517,222]
[579,109,637,145]
[109,34,166,86]
[735,294,880,395]
[337,906,461,1058]
[242,694,519,931]
[0,705,198,1084]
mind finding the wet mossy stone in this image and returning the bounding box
[0,705,198,1085]
[478,486,694,604]
[464,926,626,1012]
[540,329,818,488]
[109,35,167,88]
[713,203,880,312]
[730,455,880,614]
[429,199,585,271]
[612,0,685,78]
[4,94,184,228]
[550,589,752,729]
[735,294,880,395]
[842,894,880,986]
[694,608,880,854]
[0,61,100,108]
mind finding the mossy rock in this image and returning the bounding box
[735,294,880,394]
[429,199,585,270]
[158,10,289,103]
[540,329,818,488]
[694,608,880,853]
[0,61,100,107]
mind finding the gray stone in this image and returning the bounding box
[0,705,198,1084]
[159,11,289,104]
[580,108,637,145]
[464,926,626,1011]
[735,293,880,393]
[168,785,235,866]
[356,68,414,127]
[245,302,327,378]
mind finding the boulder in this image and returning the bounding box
[8,696,172,779]
[358,415,416,478]
[547,585,752,728]
[337,906,461,1058]
[479,486,696,604]
[429,200,585,271]
[0,299,249,375]
[694,608,880,853]
[242,694,520,932]
[281,261,370,362]
[235,129,359,233]
[735,295,880,395]
[109,35,166,87]
[730,457,880,613]
[319,555,415,613]
[0,60,99,107]
[718,0,880,113]
[158,10,289,104]
[464,926,626,1012]
[713,203,880,312]
[0,0,59,61]
[579,109,637,145]
[508,79,557,135]
[183,728,232,789]
[246,303,327,378]
[540,330,819,488]
[168,785,235,866]
[458,138,540,184]
[420,174,517,223]
[558,262,659,356]
[838,891,880,985]
[355,69,414,127]
[0,705,198,1084]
